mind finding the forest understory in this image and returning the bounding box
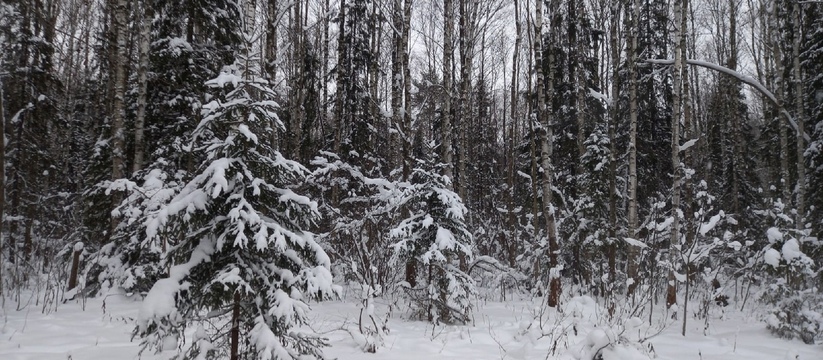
[1,0,822,359]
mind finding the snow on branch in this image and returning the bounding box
[623,237,648,249]
[645,58,810,142]
[678,138,698,153]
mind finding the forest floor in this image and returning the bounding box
[1,288,820,360]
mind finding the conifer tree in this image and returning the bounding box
[390,158,476,324]
[135,11,336,358]
[803,5,823,240]
[87,0,244,294]
[800,3,823,289]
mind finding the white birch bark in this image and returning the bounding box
[536,0,560,307]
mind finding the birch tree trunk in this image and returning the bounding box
[536,0,560,307]
[243,0,256,61]
[110,0,127,182]
[266,0,278,81]
[109,0,128,238]
[770,1,791,206]
[392,0,403,171]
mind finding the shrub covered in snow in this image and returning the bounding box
[758,205,822,345]
[764,287,823,345]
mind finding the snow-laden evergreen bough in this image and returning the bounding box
[135,64,338,359]
[93,163,185,294]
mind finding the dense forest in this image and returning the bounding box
[0,0,822,358]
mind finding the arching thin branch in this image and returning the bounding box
[645,58,810,142]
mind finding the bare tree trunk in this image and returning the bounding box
[266,0,278,82]
[607,0,621,309]
[67,243,83,291]
[770,1,791,206]
[392,0,402,167]
[394,0,416,286]
[322,0,330,130]
[403,0,412,180]
[133,1,151,173]
[507,0,522,268]
[369,1,381,142]
[244,0,256,58]
[457,0,474,272]
[290,1,305,160]
[0,69,5,300]
[458,0,473,201]
[402,0,414,285]
[626,0,640,298]
[732,49,741,221]
[230,292,241,360]
[111,0,127,179]
[536,0,560,307]
[525,6,539,222]
[574,1,586,189]
[792,0,805,224]
[572,1,588,286]
[109,0,128,236]
[667,0,684,311]
[335,0,346,158]
[681,0,694,337]
[443,0,454,182]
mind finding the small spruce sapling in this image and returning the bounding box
[135,63,338,359]
[390,161,476,324]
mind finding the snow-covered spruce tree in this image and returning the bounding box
[567,120,613,291]
[135,61,337,359]
[83,0,240,295]
[390,160,476,324]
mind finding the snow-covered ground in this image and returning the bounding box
[1,291,820,360]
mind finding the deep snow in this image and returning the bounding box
[1,290,820,360]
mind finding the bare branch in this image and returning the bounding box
[645,58,811,142]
